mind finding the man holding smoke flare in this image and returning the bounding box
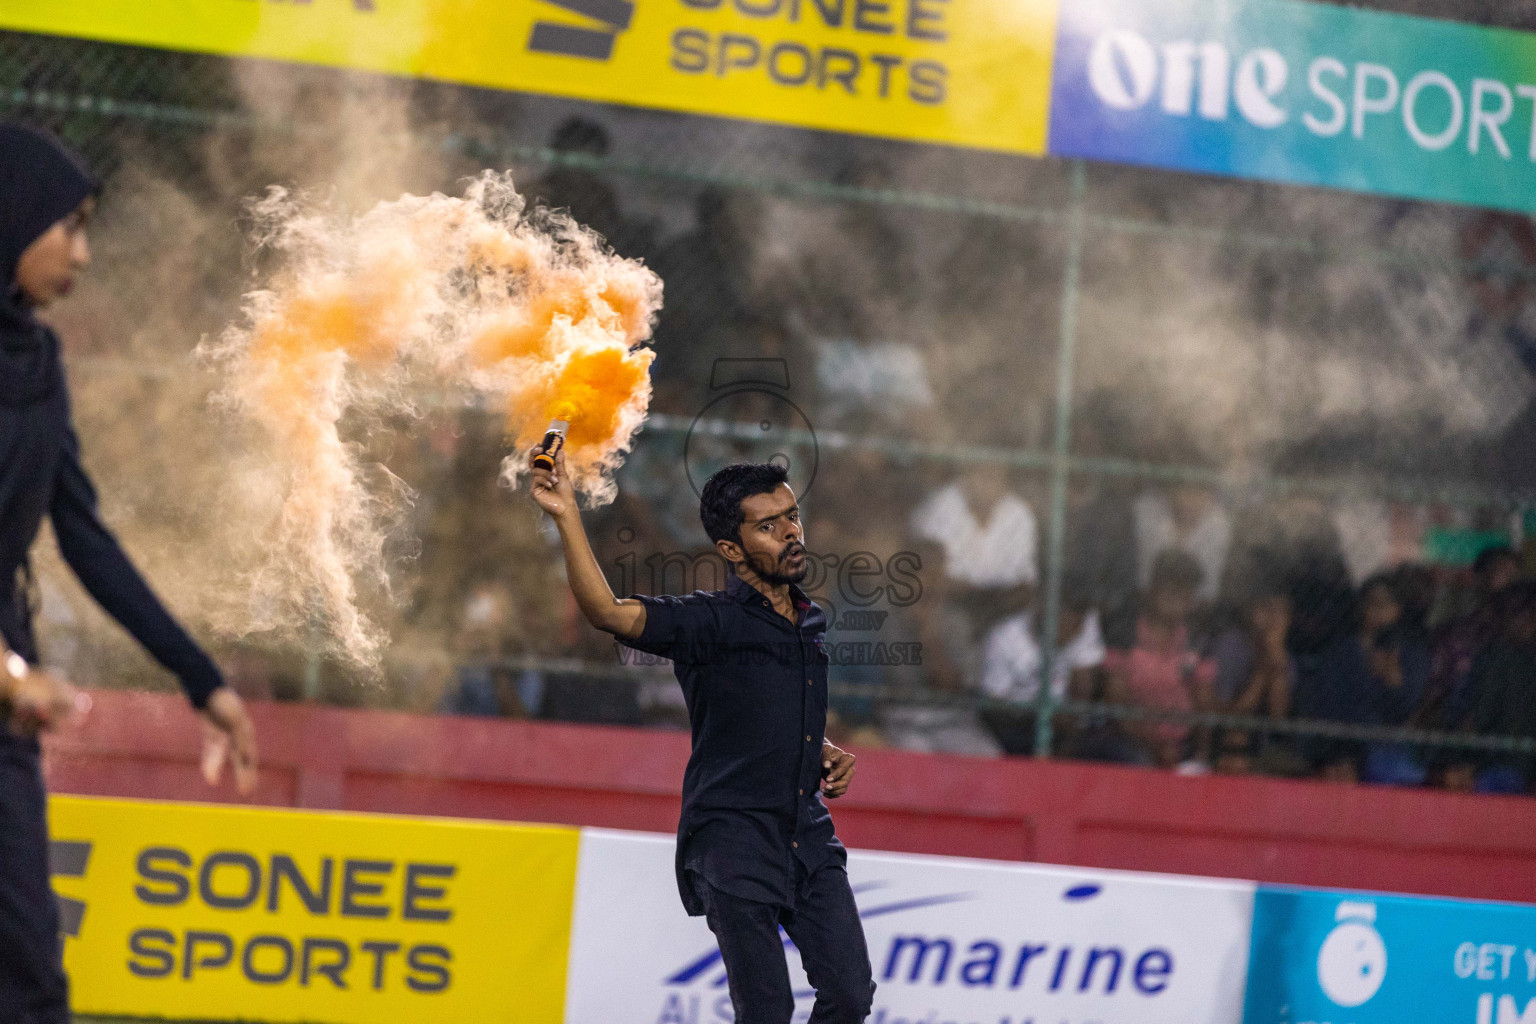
[0,123,259,1024]
[531,447,875,1023]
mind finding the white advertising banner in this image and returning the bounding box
[566,829,1256,1024]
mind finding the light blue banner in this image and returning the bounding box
[1050,0,1536,211]
[1245,886,1536,1024]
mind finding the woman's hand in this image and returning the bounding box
[3,663,87,736]
[200,686,259,795]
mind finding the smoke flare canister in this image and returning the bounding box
[532,419,569,471]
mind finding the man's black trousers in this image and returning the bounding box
[692,863,875,1024]
[0,732,69,1024]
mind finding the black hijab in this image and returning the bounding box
[0,123,99,406]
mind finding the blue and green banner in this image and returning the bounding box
[1244,886,1536,1024]
[1049,0,1536,211]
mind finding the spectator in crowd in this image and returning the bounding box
[911,463,1037,689]
[977,580,1105,756]
[1134,483,1230,607]
[648,187,765,396]
[768,156,916,348]
[1104,549,1217,769]
[931,213,1059,450]
[812,333,936,431]
[809,518,890,732]
[875,538,1004,758]
[1459,213,1536,490]
[438,581,535,718]
[1443,581,1536,795]
[407,410,564,651]
[1388,563,1436,640]
[1290,573,1425,783]
[829,158,918,306]
[440,663,536,718]
[1359,574,1432,786]
[1332,498,1395,587]
[1417,545,1520,733]
[1288,584,1370,782]
[1064,393,1141,648]
[1221,493,1352,618]
[525,117,650,257]
[1207,577,1296,775]
[912,463,1037,596]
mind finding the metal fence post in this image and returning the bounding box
[1034,160,1087,758]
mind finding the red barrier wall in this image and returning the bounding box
[41,689,1536,904]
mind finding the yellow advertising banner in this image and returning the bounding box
[0,0,1058,155]
[48,796,580,1024]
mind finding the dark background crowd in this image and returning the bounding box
[10,14,1536,797]
[401,119,1536,796]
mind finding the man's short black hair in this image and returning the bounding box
[700,463,790,545]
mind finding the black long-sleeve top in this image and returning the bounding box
[0,330,221,707]
[1,121,220,707]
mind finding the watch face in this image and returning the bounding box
[1317,920,1388,1007]
[5,651,26,680]
[685,388,819,501]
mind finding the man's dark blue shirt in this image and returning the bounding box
[622,573,844,915]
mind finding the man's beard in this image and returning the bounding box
[749,544,807,585]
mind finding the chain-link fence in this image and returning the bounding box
[8,12,1536,795]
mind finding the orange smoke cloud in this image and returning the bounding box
[203,174,661,665]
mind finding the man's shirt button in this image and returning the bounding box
[792,842,799,849]
[798,789,804,795]
[806,735,812,742]
[807,679,813,685]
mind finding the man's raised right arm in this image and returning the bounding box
[528,447,647,640]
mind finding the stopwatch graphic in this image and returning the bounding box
[1317,901,1387,1007]
[685,358,819,501]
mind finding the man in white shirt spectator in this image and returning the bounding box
[889,465,1038,757]
[981,599,1104,706]
[912,465,1038,591]
[977,588,1105,755]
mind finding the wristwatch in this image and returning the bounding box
[2,651,26,703]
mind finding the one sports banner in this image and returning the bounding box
[48,796,580,1024]
[1049,0,1536,212]
[0,0,1059,156]
[14,0,1536,210]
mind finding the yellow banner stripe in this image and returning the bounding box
[50,795,579,1024]
[0,0,1057,155]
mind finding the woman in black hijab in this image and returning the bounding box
[0,123,258,1024]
